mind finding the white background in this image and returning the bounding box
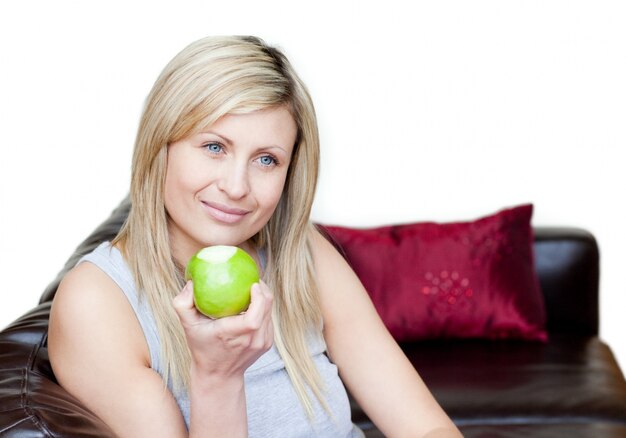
[1,1,624,369]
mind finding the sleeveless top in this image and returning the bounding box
[78,242,364,437]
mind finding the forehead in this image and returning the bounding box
[201,106,298,149]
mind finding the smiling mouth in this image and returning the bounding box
[202,201,250,224]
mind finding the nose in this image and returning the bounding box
[217,160,250,200]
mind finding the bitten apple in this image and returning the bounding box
[185,246,259,318]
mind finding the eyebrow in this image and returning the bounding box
[203,130,289,154]
[204,130,234,145]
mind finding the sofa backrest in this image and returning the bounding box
[38,198,600,337]
[39,197,131,304]
[533,227,599,336]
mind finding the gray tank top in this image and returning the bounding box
[78,242,364,437]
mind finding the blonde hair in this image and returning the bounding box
[112,36,326,416]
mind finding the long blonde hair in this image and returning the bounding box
[112,36,325,416]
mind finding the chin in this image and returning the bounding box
[201,231,256,248]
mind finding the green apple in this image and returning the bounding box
[185,245,259,318]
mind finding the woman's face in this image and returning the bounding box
[164,105,297,264]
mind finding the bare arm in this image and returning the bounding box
[49,262,273,438]
[310,229,462,438]
[49,262,188,437]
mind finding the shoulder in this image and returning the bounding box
[307,225,378,327]
[55,260,119,304]
[49,260,151,371]
[308,225,362,291]
[308,225,348,273]
[51,260,134,328]
[51,242,136,327]
[51,261,117,323]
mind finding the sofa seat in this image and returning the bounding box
[363,423,626,438]
[352,336,626,435]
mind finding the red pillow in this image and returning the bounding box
[319,205,547,342]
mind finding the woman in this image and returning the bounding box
[48,36,461,437]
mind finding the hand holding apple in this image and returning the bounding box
[185,245,260,318]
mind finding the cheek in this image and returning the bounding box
[164,161,183,207]
[164,162,199,219]
[256,174,288,212]
[165,152,207,200]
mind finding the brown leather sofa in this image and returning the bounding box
[1,198,626,437]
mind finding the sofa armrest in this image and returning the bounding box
[0,197,130,436]
[0,303,116,437]
[533,227,600,336]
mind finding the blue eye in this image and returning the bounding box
[259,155,277,166]
[205,143,223,154]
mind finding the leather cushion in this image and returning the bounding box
[351,336,626,431]
[363,422,626,438]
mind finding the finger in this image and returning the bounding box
[253,282,274,348]
[264,318,275,349]
[241,283,268,330]
[256,280,274,315]
[258,301,274,348]
[172,281,197,323]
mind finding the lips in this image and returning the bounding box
[201,201,250,224]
